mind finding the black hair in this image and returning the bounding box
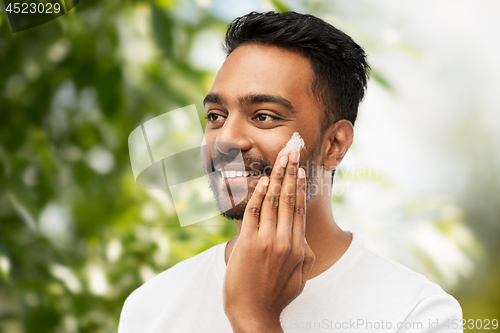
[223,11,370,131]
[223,11,370,186]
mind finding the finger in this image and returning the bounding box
[276,149,300,242]
[292,167,307,248]
[299,239,315,293]
[241,176,269,236]
[258,152,288,236]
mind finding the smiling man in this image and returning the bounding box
[118,11,462,333]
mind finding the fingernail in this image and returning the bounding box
[279,155,288,168]
[262,176,269,186]
[290,150,299,163]
[298,168,306,178]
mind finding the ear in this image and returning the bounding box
[322,120,354,172]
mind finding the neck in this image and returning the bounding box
[224,193,352,280]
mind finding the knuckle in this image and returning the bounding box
[294,205,306,218]
[287,166,297,177]
[266,194,280,209]
[247,205,261,217]
[238,237,252,249]
[273,169,285,180]
[260,239,273,253]
[292,248,304,262]
[280,191,295,206]
[276,242,291,256]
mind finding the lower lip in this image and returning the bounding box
[220,175,261,187]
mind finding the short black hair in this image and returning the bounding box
[223,11,370,131]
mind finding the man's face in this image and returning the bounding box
[203,44,325,220]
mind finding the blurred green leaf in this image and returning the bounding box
[370,68,394,93]
[270,0,291,13]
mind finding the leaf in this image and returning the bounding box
[370,69,394,93]
[151,3,175,58]
[270,0,291,13]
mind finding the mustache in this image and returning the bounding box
[211,151,273,175]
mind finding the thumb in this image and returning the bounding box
[299,239,315,293]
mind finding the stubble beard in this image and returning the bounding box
[206,136,324,221]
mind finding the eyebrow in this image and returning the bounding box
[203,93,225,107]
[203,93,296,115]
[240,94,296,114]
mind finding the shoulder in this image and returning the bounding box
[123,242,224,308]
[350,234,450,296]
[118,242,226,332]
[351,234,462,328]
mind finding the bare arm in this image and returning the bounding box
[223,149,315,332]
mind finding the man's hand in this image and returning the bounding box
[223,149,316,332]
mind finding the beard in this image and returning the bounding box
[204,136,324,221]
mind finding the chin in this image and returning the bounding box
[216,192,250,221]
[207,172,256,220]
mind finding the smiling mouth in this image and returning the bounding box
[219,170,261,178]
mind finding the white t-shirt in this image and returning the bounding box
[118,233,462,332]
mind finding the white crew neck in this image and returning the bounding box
[214,231,362,293]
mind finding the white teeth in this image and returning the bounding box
[221,170,260,178]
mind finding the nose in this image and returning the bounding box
[215,114,251,155]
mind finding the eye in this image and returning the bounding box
[254,113,278,123]
[206,112,226,123]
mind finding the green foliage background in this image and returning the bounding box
[0,1,238,332]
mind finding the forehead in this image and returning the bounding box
[210,43,318,112]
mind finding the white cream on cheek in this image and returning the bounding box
[278,132,305,156]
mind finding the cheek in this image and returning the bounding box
[203,129,216,141]
[202,131,218,162]
[254,133,290,160]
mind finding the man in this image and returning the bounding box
[119,11,462,332]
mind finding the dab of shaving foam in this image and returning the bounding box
[279,132,305,157]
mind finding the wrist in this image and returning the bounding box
[228,315,283,333]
